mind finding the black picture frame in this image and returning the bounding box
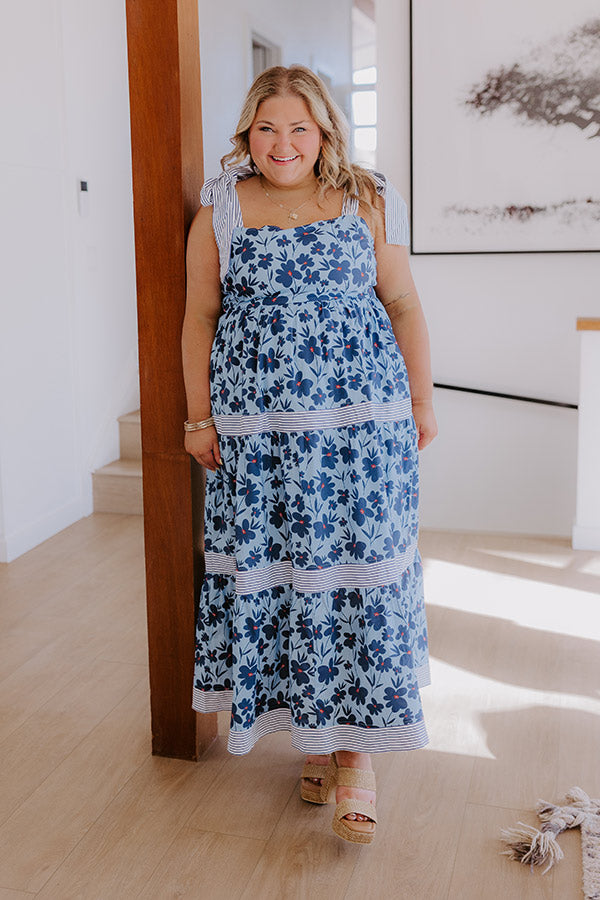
[409,0,600,255]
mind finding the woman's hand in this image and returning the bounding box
[412,400,438,451]
[185,427,222,471]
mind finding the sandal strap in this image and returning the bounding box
[334,798,378,824]
[335,767,376,791]
[301,761,332,780]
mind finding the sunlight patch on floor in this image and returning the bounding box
[422,557,600,640]
[422,659,497,759]
[475,546,573,568]
[576,555,600,576]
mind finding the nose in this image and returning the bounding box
[273,134,293,154]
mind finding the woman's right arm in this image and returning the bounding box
[182,205,223,471]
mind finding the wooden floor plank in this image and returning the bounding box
[0,515,145,682]
[0,615,74,685]
[558,700,600,800]
[140,827,266,900]
[550,827,585,900]
[0,889,36,899]
[0,642,91,745]
[467,696,561,811]
[0,515,141,626]
[186,729,303,841]
[448,803,555,900]
[0,679,149,893]
[344,747,474,900]
[48,581,147,669]
[0,658,145,826]
[36,746,229,900]
[239,790,358,900]
[37,528,145,625]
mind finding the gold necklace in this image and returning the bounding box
[259,176,318,221]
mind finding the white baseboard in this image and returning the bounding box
[0,497,87,563]
[572,524,600,551]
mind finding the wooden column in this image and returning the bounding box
[126,0,217,759]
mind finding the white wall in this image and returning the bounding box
[376,0,600,537]
[0,0,138,562]
[198,0,353,178]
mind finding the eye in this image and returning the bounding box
[258,126,273,133]
[293,126,307,133]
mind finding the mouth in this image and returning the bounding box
[270,155,299,164]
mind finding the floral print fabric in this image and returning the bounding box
[193,211,430,755]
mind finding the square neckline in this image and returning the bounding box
[233,213,372,236]
[232,177,363,234]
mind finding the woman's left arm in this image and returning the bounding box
[373,213,438,450]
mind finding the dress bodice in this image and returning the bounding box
[222,214,376,313]
[209,217,411,421]
[199,165,410,282]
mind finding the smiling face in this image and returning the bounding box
[248,93,322,189]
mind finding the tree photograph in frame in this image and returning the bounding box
[410,0,600,254]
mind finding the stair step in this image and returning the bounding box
[92,458,143,515]
[118,409,141,460]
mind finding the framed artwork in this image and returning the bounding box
[410,0,600,254]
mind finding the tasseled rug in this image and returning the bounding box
[500,787,600,899]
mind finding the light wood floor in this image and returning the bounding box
[0,514,598,899]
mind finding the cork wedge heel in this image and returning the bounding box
[300,754,338,804]
[331,766,377,844]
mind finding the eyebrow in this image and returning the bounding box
[255,120,311,126]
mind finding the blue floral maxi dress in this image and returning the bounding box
[192,167,430,755]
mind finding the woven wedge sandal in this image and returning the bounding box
[300,755,338,804]
[332,766,377,844]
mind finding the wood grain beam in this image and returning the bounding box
[125,0,217,760]
[577,318,600,331]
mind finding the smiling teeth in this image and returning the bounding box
[272,156,297,161]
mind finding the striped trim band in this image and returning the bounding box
[414,663,431,688]
[213,397,412,436]
[372,172,410,246]
[200,166,249,280]
[343,194,360,215]
[191,689,428,755]
[204,544,417,594]
[193,688,234,713]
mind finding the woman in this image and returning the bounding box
[182,65,437,844]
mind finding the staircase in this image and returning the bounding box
[92,410,143,515]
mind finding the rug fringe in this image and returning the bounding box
[500,823,564,874]
[500,787,600,899]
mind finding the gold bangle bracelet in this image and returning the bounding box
[184,416,215,432]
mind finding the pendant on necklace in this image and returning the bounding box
[289,212,298,220]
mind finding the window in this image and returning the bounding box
[351,4,377,166]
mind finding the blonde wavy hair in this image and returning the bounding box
[221,65,378,206]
